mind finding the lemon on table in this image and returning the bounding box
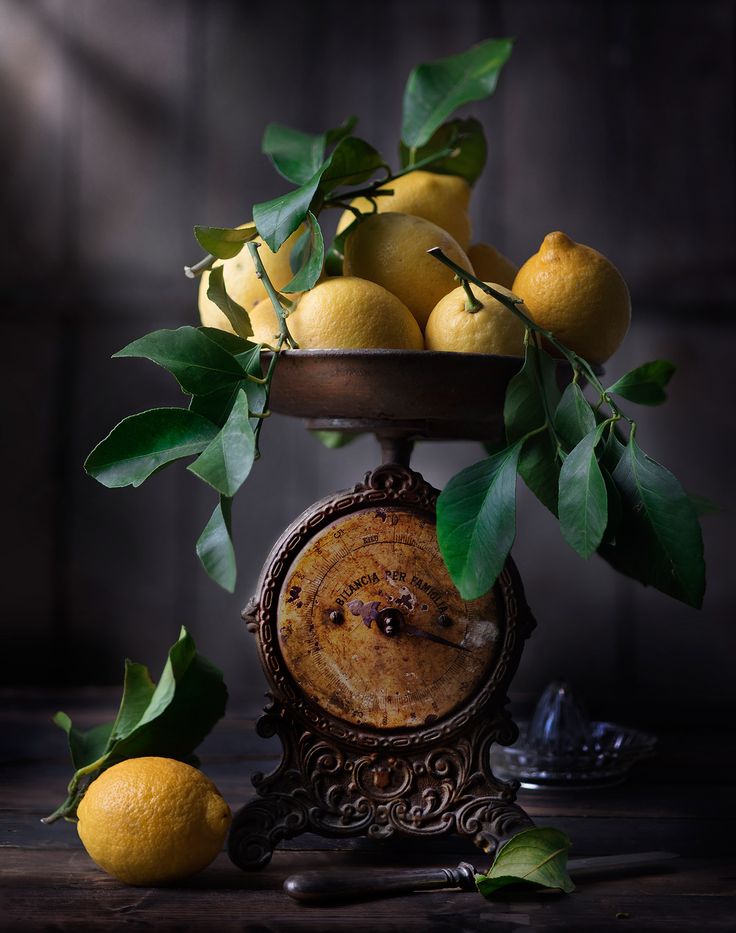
[512,231,631,364]
[343,213,474,330]
[425,282,525,356]
[76,757,231,886]
[198,226,304,334]
[286,276,423,350]
[467,243,518,290]
[336,170,472,250]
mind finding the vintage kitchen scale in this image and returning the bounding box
[228,349,538,871]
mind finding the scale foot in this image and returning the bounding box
[228,795,308,871]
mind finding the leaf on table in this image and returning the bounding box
[262,116,357,185]
[606,360,676,406]
[188,389,255,497]
[113,326,248,396]
[554,382,596,451]
[283,211,324,293]
[206,266,254,339]
[398,117,487,184]
[84,408,219,488]
[196,496,237,592]
[401,38,513,148]
[45,627,227,822]
[193,223,257,260]
[598,435,705,608]
[436,442,521,600]
[475,827,574,897]
[558,424,608,559]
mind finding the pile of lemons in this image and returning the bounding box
[198,170,631,366]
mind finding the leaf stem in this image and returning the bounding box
[246,242,299,350]
[184,254,216,279]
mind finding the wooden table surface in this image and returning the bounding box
[2,689,734,932]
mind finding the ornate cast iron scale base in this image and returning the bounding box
[228,461,536,871]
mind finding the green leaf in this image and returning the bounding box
[318,136,385,194]
[401,38,513,148]
[108,661,156,743]
[554,382,596,451]
[45,627,227,822]
[607,360,676,406]
[600,435,705,608]
[188,389,255,497]
[193,223,257,260]
[188,345,265,430]
[504,343,561,442]
[85,409,219,488]
[253,169,323,253]
[206,266,253,340]
[283,211,324,293]
[519,431,560,515]
[558,424,608,559]
[196,496,237,592]
[114,326,248,396]
[262,116,357,185]
[600,463,622,545]
[52,714,114,773]
[436,442,521,600]
[398,117,487,184]
[475,828,574,898]
[312,430,360,449]
[688,492,720,516]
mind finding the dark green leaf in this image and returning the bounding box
[607,360,676,406]
[253,170,323,253]
[398,117,487,184]
[558,424,608,559]
[504,343,560,443]
[283,211,324,293]
[114,326,248,396]
[318,136,385,195]
[600,463,622,545]
[85,409,219,489]
[108,661,156,743]
[206,266,253,339]
[519,431,560,515]
[262,116,357,185]
[188,345,265,430]
[52,714,114,772]
[688,492,720,516]
[599,436,705,608]
[401,38,513,148]
[475,828,574,897]
[188,389,255,497]
[554,382,596,451]
[436,442,521,600]
[197,326,252,355]
[196,496,237,592]
[193,224,257,260]
[45,627,227,822]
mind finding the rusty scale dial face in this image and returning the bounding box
[276,505,503,731]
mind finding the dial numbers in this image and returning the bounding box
[276,506,502,730]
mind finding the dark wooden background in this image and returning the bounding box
[1,0,734,719]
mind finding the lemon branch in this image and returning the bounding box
[427,247,634,429]
[246,242,299,350]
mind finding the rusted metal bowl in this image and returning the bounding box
[266,349,526,443]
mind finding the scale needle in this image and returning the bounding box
[402,622,470,652]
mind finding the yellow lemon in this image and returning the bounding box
[76,757,231,886]
[512,231,631,364]
[467,243,518,290]
[343,213,474,330]
[197,226,304,334]
[425,282,525,356]
[336,170,472,249]
[246,297,282,348]
[287,276,423,350]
